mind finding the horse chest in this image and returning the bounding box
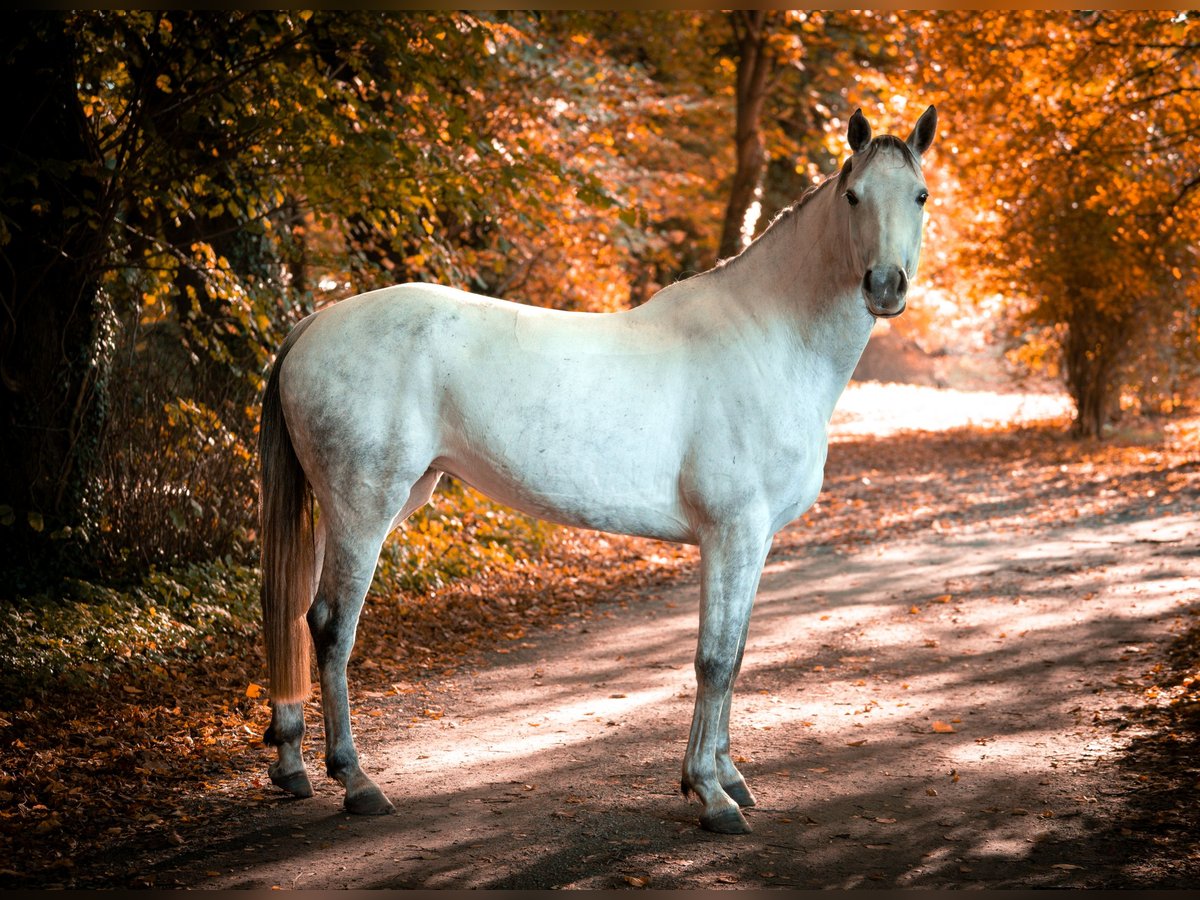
[770,432,828,513]
[684,397,829,532]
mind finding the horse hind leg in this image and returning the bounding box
[265,702,313,798]
[387,468,442,533]
[308,522,395,815]
[309,469,441,816]
[263,514,326,799]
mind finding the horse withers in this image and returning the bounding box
[259,105,937,834]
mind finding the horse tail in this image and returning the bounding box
[259,313,319,704]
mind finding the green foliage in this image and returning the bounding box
[0,482,556,701]
[0,559,260,699]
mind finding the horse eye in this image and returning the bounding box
[845,190,859,207]
[917,191,929,206]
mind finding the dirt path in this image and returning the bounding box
[136,504,1199,889]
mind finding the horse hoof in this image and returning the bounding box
[344,786,395,816]
[269,768,314,799]
[723,780,756,808]
[701,806,752,834]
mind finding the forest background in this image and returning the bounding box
[1,9,1199,885]
[6,7,1199,593]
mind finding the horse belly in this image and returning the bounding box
[447,460,693,543]
[435,364,693,543]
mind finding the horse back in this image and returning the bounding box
[278,284,700,541]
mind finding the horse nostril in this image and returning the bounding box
[862,267,908,317]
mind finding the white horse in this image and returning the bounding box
[259,105,937,834]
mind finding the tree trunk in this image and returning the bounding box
[0,14,109,573]
[1062,302,1120,439]
[717,11,776,262]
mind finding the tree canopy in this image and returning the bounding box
[2,10,1198,581]
[915,10,1200,434]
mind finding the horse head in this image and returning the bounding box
[840,105,937,318]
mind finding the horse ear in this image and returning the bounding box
[906,105,937,157]
[848,108,871,153]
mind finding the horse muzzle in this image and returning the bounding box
[862,266,908,318]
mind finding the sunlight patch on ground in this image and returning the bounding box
[400,683,682,771]
[832,382,1073,440]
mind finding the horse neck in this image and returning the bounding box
[708,184,876,394]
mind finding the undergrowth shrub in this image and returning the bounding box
[1,478,556,703]
[86,314,263,577]
[371,478,556,598]
[94,394,259,575]
[0,559,260,700]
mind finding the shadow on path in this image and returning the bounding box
[113,507,1200,890]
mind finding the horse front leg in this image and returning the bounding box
[681,525,769,834]
[715,664,756,809]
[308,531,394,815]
